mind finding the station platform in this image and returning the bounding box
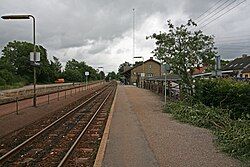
[99,85,241,167]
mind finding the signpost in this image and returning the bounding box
[163,63,170,104]
[85,71,89,90]
[30,52,40,107]
[213,55,222,77]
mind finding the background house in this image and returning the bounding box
[223,54,250,78]
[241,65,250,78]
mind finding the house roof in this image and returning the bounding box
[122,58,160,74]
[223,55,250,70]
[241,64,250,73]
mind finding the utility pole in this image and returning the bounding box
[133,8,135,59]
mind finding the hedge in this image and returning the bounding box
[194,78,250,119]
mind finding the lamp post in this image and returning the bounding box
[134,56,144,88]
[2,14,37,107]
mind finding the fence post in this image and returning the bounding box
[16,97,19,115]
[65,90,67,99]
[48,94,50,104]
[57,86,60,101]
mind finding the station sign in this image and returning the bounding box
[30,52,40,66]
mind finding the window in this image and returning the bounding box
[147,73,153,77]
[149,64,152,69]
[245,74,249,78]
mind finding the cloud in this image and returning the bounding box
[1,0,250,72]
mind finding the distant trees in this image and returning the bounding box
[147,20,217,95]
[0,40,102,88]
[62,59,100,82]
[118,61,131,74]
[105,71,119,81]
[0,40,54,84]
[99,71,105,80]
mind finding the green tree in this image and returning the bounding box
[50,56,62,80]
[0,40,53,83]
[99,71,105,80]
[63,69,82,82]
[118,61,131,73]
[106,71,118,81]
[63,59,99,82]
[147,20,216,95]
[0,69,14,84]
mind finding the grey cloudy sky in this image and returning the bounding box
[1,0,249,72]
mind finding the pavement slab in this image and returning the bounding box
[102,85,242,167]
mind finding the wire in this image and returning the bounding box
[216,34,250,39]
[216,40,250,45]
[195,0,224,22]
[198,0,237,26]
[196,0,232,24]
[200,0,246,29]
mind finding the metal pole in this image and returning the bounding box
[86,76,88,90]
[57,86,59,100]
[16,97,19,115]
[142,57,144,88]
[31,16,37,107]
[133,9,135,61]
[164,74,166,104]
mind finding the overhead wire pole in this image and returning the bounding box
[133,8,135,59]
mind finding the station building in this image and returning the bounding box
[122,57,161,86]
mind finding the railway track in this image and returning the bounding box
[0,82,117,166]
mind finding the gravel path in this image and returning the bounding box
[102,85,242,167]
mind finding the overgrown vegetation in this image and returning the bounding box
[194,78,250,119]
[165,99,250,162]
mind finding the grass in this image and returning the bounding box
[164,100,250,162]
[0,82,26,90]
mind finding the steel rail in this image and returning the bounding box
[57,86,115,167]
[0,84,112,162]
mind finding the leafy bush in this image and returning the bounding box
[0,77,6,85]
[215,120,250,160]
[165,100,231,129]
[194,78,250,119]
[0,69,14,84]
[164,100,250,161]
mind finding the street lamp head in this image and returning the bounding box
[1,14,31,20]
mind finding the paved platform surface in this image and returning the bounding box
[102,85,242,167]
